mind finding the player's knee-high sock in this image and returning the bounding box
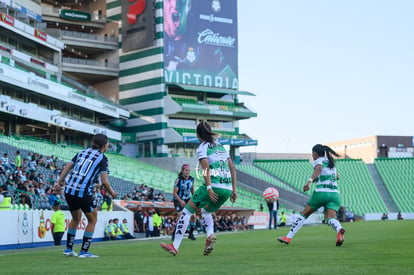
[327,218,343,232]
[173,208,191,250]
[81,231,94,253]
[286,214,306,239]
[201,208,214,237]
[188,221,196,239]
[66,228,76,250]
[171,227,176,241]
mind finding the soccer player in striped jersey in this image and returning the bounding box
[277,144,345,246]
[171,164,196,241]
[55,134,117,258]
[161,121,237,256]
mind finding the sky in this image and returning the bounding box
[236,0,413,153]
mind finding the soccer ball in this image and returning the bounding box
[263,187,279,202]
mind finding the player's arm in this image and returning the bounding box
[228,158,237,203]
[172,179,180,201]
[54,162,73,190]
[173,185,185,206]
[100,172,117,198]
[304,164,322,192]
[191,183,195,196]
[172,186,179,200]
[200,158,218,202]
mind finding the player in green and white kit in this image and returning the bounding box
[277,144,346,246]
[161,121,237,255]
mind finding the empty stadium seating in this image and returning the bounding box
[254,159,313,192]
[236,164,301,194]
[172,97,198,105]
[375,158,414,212]
[335,159,388,214]
[253,159,390,215]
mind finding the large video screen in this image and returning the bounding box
[163,0,238,89]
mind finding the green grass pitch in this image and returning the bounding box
[1,220,413,274]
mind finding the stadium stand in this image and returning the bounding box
[0,53,112,107]
[253,159,390,215]
[375,158,414,212]
[254,159,313,192]
[207,100,236,107]
[2,134,410,216]
[0,134,264,210]
[236,188,265,210]
[335,159,388,215]
[171,96,198,105]
[0,135,169,206]
[173,128,247,140]
[236,164,301,194]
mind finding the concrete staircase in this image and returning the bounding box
[366,163,398,212]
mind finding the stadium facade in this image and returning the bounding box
[0,0,257,162]
[0,0,130,147]
[327,135,414,163]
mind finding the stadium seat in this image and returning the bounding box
[375,158,413,212]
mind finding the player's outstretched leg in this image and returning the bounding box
[336,228,345,247]
[160,243,178,256]
[277,236,291,245]
[203,234,217,255]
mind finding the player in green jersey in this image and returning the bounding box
[278,144,346,247]
[161,121,237,255]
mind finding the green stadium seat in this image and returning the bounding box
[253,159,389,215]
[375,158,413,212]
[0,134,265,210]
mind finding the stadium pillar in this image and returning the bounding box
[157,144,169,157]
[4,120,15,136]
[230,146,241,164]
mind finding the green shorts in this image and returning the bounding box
[307,191,341,212]
[185,185,232,214]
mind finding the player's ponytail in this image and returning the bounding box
[196,121,218,143]
[312,144,340,168]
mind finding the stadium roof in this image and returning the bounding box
[168,83,256,96]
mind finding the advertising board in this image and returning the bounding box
[164,0,238,89]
